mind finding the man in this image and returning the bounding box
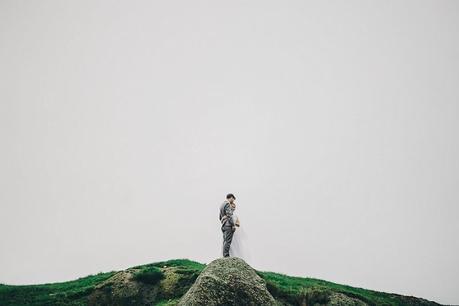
[219,193,239,257]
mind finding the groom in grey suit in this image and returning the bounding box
[219,193,237,257]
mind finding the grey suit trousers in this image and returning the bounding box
[222,226,234,257]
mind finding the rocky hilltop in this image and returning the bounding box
[0,258,442,305]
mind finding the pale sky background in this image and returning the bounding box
[1,1,458,305]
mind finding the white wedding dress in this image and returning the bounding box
[229,213,251,263]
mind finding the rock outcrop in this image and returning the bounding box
[87,269,159,306]
[178,257,277,306]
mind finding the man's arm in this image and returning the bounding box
[224,203,235,227]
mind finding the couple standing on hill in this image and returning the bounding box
[219,193,247,259]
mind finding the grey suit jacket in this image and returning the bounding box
[219,200,235,228]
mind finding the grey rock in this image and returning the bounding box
[87,269,158,306]
[177,257,276,306]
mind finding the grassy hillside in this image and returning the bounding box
[0,258,441,306]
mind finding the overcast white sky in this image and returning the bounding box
[1,1,458,304]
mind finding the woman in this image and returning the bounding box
[228,202,251,263]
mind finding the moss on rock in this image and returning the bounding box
[177,257,276,306]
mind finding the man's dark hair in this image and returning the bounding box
[226,193,236,200]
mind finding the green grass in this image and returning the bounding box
[132,265,164,285]
[255,270,437,306]
[153,298,181,306]
[0,271,116,306]
[137,258,206,271]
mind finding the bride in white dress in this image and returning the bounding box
[229,203,251,263]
